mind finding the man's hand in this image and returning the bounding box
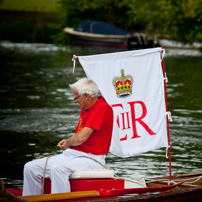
[58,127,95,151]
[58,139,70,150]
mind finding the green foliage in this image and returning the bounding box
[124,0,163,32]
[59,0,202,43]
[157,0,202,43]
[1,0,202,44]
[0,0,60,12]
[59,0,163,32]
[0,22,9,40]
[10,21,36,42]
[59,0,132,30]
[0,21,35,42]
[0,21,67,44]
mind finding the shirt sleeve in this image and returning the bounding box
[84,105,111,131]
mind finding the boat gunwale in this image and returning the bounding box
[63,28,133,39]
[2,185,202,202]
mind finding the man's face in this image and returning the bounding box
[73,89,89,110]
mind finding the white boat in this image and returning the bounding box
[158,36,202,50]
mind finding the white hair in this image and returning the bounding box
[69,78,100,97]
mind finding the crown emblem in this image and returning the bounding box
[113,69,133,98]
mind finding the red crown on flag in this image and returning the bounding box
[113,69,133,97]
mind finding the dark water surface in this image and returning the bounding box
[0,41,202,189]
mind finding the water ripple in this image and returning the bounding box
[0,108,80,133]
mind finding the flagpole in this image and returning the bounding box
[161,47,172,182]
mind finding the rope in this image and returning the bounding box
[41,154,103,194]
[42,154,58,194]
[171,175,202,186]
[0,180,29,202]
[74,155,107,169]
[41,154,148,194]
[74,156,146,187]
[41,154,202,193]
[145,174,202,187]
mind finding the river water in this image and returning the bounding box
[0,41,202,189]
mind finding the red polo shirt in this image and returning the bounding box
[71,97,113,155]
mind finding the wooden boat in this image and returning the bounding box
[1,171,202,202]
[63,21,154,49]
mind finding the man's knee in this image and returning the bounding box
[24,160,40,176]
[24,161,33,172]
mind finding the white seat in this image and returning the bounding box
[69,169,115,179]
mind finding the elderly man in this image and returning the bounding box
[22,78,113,196]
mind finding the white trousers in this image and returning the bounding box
[22,149,105,196]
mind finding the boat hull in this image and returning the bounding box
[1,172,202,202]
[2,187,202,202]
[63,27,130,48]
[63,25,153,49]
[71,36,129,48]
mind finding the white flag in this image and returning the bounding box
[78,47,168,157]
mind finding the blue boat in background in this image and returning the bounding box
[63,21,154,48]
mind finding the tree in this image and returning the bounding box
[59,0,202,43]
[158,0,202,43]
[59,0,133,30]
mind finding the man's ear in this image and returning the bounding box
[84,93,89,99]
